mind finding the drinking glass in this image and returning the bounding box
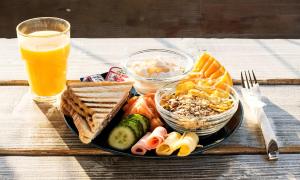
[16,17,70,102]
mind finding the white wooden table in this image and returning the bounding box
[0,38,299,179]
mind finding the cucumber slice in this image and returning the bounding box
[127,114,150,133]
[108,125,137,150]
[120,118,143,138]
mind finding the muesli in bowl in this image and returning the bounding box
[155,79,239,136]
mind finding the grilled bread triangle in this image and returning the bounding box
[61,81,133,144]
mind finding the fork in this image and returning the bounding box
[241,70,279,160]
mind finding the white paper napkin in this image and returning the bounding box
[240,88,279,160]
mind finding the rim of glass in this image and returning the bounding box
[16,17,71,38]
[155,80,240,120]
[123,48,195,82]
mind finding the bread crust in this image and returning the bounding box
[60,81,133,144]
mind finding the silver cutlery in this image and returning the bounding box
[241,70,279,160]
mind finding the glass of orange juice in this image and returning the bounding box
[16,17,70,103]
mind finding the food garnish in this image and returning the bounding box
[108,114,150,150]
[177,52,233,92]
[124,114,150,134]
[123,93,164,130]
[108,125,137,150]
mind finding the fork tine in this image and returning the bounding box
[244,71,250,89]
[241,72,245,88]
[252,70,258,84]
[248,70,253,87]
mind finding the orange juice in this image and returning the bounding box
[20,31,70,97]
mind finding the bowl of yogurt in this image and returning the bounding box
[124,49,194,94]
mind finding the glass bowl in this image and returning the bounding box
[155,81,239,136]
[123,49,194,94]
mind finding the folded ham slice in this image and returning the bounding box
[145,126,167,149]
[131,132,151,155]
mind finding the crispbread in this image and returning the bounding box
[61,81,133,144]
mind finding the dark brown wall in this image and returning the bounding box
[1,0,300,38]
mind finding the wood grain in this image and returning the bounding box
[1,0,300,38]
[0,80,79,86]
[1,38,300,81]
[1,38,299,178]
[1,79,300,86]
[0,85,299,155]
[0,155,299,179]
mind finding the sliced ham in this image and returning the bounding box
[145,126,168,149]
[131,132,151,155]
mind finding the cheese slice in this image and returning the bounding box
[156,132,182,156]
[177,132,199,157]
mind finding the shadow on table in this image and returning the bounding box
[34,101,97,150]
[33,89,300,179]
[71,41,112,66]
[228,87,300,155]
[255,40,300,77]
[32,101,230,178]
[261,95,300,148]
[0,158,16,179]
[85,97,297,179]
[285,39,300,47]
[74,155,233,179]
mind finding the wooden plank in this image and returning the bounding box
[0,85,299,155]
[1,0,300,38]
[1,147,300,156]
[0,80,80,86]
[235,79,300,85]
[1,38,300,80]
[0,155,299,179]
[1,79,300,86]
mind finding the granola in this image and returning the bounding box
[160,85,234,129]
[162,94,219,117]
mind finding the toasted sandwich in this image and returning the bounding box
[61,81,133,144]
